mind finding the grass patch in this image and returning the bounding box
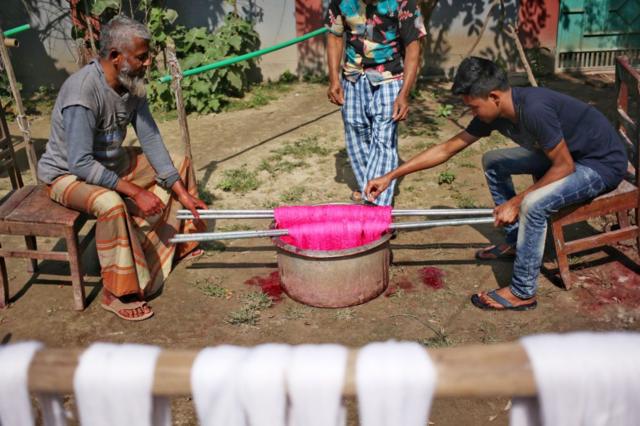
[192,278,232,299]
[216,167,260,193]
[226,291,274,326]
[197,181,216,204]
[411,140,437,151]
[334,309,355,321]
[421,327,452,348]
[438,171,456,185]
[201,241,226,252]
[280,185,306,203]
[225,75,295,112]
[458,162,478,169]
[452,190,477,208]
[258,136,327,177]
[284,305,310,320]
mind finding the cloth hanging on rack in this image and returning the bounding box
[191,345,249,426]
[286,344,348,426]
[73,342,171,426]
[356,341,437,426]
[510,332,640,426]
[0,341,67,426]
[275,205,392,250]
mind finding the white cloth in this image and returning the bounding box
[237,344,292,426]
[286,344,348,426]
[510,332,640,426]
[0,341,67,426]
[191,345,249,426]
[356,341,437,426]
[73,342,171,426]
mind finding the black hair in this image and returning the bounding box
[451,57,509,97]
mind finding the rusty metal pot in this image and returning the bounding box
[271,232,392,308]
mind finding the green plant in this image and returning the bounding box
[226,291,273,325]
[216,167,259,193]
[436,103,453,118]
[192,278,232,298]
[438,171,456,185]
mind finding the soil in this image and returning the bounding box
[1,74,638,425]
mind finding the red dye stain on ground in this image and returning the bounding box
[384,277,415,297]
[577,263,640,313]
[244,271,283,302]
[418,267,446,290]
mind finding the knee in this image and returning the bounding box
[93,191,126,217]
[520,192,547,221]
[481,150,502,173]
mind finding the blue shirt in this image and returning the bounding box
[466,87,628,189]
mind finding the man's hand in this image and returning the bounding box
[327,81,344,106]
[365,175,392,202]
[493,197,522,227]
[178,192,207,231]
[132,189,165,217]
[392,93,409,121]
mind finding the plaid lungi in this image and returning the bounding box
[48,147,199,298]
[341,75,402,206]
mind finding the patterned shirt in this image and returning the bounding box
[325,0,426,85]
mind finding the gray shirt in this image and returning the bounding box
[38,60,179,189]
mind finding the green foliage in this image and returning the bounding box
[436,103,453,118]
[226,291,273,326]
[147,12,261,114]
[280,185,306,203]
[216,167,260,193]
[192,278,231,298]
[438,171,456,185]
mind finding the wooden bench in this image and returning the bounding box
[0,106,94,310]
[550,56,640,289]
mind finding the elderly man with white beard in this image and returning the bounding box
[37,15,206,321]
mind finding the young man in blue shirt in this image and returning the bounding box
[366,57,627,310]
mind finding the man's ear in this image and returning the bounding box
[109,49,121,64]
[488,91,501,104]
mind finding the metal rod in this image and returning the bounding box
[3,24,30,37]
[176,208,494,220]
[169,217,494,243]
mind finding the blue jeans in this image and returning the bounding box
[482,147,608,299]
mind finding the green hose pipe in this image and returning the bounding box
[160,27,328,83]
[4,24,31,37]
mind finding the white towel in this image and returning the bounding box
[73,342,171,426]
[286,344,348,426]
[510,332,640,426]
[356,341,437,426]
[191,345,249,426]
[0,341,67,426]
[237,344,292,426]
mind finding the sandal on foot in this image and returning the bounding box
[100,299,154,321]
[475,244,515,260]
[471,290,537,311]
[177,248,205,265]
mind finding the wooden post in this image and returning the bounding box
[165,38,193,160]
[0,27,39,181]
[27,342,537,397]
[506,23,538,87]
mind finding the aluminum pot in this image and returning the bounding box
[272,232,391,308]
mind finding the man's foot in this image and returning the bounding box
[100,291,154,321]
[471,287,537,311]
[176,247,205,265]
[350,191,363,203]
[475,243,516,260]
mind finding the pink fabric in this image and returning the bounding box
[274,205,392,250]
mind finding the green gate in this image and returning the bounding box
[557,0,640,71]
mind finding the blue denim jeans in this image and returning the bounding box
[482,147,608,299]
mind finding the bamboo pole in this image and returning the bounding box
[165,38,193,160]
[0,26,38,180]
[3,38,18,48]
[505,24,538,88]
[27,342,535,397]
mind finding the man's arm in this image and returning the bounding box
[326,32,345,106]
[493,140,575,226]
[392,40,421,121]
[365,131,479,200]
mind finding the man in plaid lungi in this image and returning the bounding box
[325,0,426,205]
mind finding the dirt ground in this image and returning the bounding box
[1,75,639,425]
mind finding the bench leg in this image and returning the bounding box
[551,220,573,290]
[616,211,630,229]
[0,242,8,308]
[66,229,86,311]
[24,236,38,273]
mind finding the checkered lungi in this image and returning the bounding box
[341,74,402,206]
[48,147,199,298]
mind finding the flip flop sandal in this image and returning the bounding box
[475,244,516,260]
[471,290,537,311]
[177,248,205,265]
[100,299,154,321]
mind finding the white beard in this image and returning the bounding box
[118,64,147,97]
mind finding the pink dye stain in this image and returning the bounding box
[577,263,640,313]
[384,277,415,297]
[274,205,392,251]
[418,267,446,290]
[244,271,283,302]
